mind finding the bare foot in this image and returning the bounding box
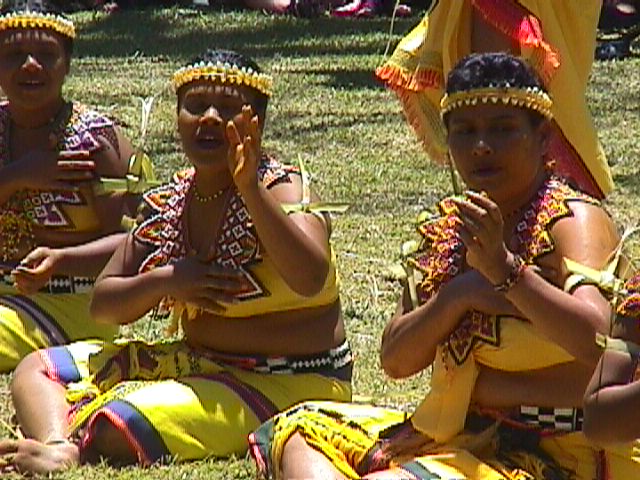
[0,438,79,475]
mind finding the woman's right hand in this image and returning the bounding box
[165,253,246,313]
[10,149,95,192]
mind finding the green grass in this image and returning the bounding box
[1,7,639,479]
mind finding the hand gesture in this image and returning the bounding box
[11,247,63,295]
[13,148,95,192]
[226,104,261,192]
[167,251,245,314]
[455,268,522,317]
[452,191,512,285]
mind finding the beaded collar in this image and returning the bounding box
[133,156,295,320]
[410,177,598,365]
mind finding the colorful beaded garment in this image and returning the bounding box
[0,101,119,260]
[409,177,598,365]
[133,155,298,319]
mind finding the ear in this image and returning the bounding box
[536,119,552,154]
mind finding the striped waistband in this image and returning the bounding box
[517,406,583,432]
[0,270,94,294]
[199,340,353,381]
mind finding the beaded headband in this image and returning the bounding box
[440,87,553,120]
[172,61,273,97]
[0,11,75,39]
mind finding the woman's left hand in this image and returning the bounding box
[452,191,512,285]
[11,247,63,295]
[226,104,261,192]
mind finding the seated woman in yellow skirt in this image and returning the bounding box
[376,0,611,200]
[0,48,352,475]
[248,53,640,480]
[0,0,139,372]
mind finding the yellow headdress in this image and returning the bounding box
[0,10,75,39]
[440,86,553,120]
[172,61,273,97]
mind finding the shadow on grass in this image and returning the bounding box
[613,171,640,195]
[74,9,417,62]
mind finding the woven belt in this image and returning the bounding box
[0,272,94,294]
[199,340,353,381]
[518,406,583,432]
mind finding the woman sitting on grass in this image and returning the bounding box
[248,52,639,479]
[0,0,136,372]
[0,48,351,475]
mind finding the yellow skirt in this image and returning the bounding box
[249,401,640,480]
[0,283,117,372]
[40,339,353,464]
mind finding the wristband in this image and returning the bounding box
[493,254,526,293]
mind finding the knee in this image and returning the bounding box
[11,350,47,398]
[86,415,139,465]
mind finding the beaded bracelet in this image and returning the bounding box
[494,254,527,293]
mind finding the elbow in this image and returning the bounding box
[289,261,330,297]
[89,289,120,325]
[380,344,424,380]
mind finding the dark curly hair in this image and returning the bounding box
[0,0,74,56]
[444,52,548,125]
[178,49,269,120]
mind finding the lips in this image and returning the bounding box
[17,79,45,90]
[471,166,501,178]
[195,135,225,150]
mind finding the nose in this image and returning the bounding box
[199,105,223,125]
[472,137,493,156]
[21,54,43,72]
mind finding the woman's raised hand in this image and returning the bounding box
[225,104,261,192]
[452,191,513,286]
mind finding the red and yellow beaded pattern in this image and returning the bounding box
[411,178,597,365]
[617,276,640,319]
[133,156,296,319]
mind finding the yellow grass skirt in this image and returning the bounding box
[250,401,640,480]
[0,284,117,372]
[40,339,352,464]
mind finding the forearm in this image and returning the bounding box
[240,183,330,296]
[506,267,605,365]
[583,350,640,444]
[90,266,172,325]
[52,233,127,277]
[381,283,467,378]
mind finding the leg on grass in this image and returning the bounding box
[281,432,348,480]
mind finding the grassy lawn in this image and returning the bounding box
[1,7,639,479]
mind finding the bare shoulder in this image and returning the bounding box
[551,200,620,270]
[93,125,135,177]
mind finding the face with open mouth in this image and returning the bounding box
[446,103,548,205]
[177,80,263,169]
[0,28,69,110]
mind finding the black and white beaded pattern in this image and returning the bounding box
[0,273,94,294]
[254,341,352,375]
[518,406,583,432]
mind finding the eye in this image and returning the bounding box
[449,124,474,135]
